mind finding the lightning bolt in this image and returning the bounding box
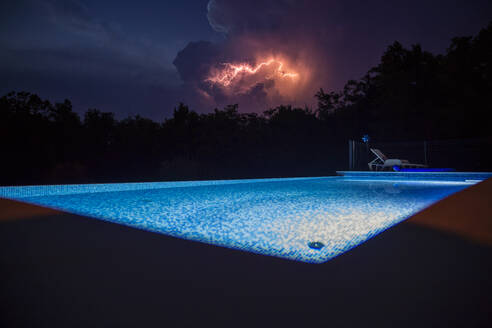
[206,59,299,87]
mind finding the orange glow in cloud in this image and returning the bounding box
[201,53,314,111]
[206,58,299,87]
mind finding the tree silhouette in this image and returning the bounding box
[1,21,491,185]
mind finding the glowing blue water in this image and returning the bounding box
[1,174,489,263]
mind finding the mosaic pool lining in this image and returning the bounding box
[1,174,489,263]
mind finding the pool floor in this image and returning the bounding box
[0,175,487,263]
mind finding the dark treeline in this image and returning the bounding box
[1,22,491,185]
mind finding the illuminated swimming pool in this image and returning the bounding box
[1,172,490,263]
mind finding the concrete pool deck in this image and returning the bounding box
[1,179,491,327]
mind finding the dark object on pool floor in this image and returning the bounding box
[308,241,325,250]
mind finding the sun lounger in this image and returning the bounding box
[368,148,427,171]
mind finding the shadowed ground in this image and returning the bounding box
[1,180,491,327]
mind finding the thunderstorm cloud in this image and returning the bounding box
[2,0,491,118]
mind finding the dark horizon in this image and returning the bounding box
[1,3,492,186]
[1,20,492,185]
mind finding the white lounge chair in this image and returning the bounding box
[368,148,427,171]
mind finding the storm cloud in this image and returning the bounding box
[174,0,492,113]
[1,0,491,118]
[174,0,335,112]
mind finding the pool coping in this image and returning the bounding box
[337,170,492,181]
[0,176,331,198]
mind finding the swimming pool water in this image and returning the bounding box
[1,174,489,263]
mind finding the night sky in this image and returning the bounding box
[1,0,491,120]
